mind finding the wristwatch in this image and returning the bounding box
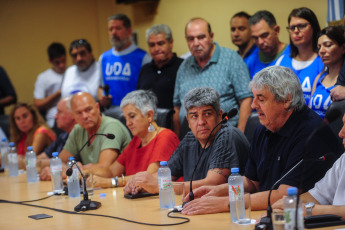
[305,202,315,216]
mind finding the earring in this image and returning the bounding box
[148,122,155,132]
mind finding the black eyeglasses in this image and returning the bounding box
[286,23,310,32]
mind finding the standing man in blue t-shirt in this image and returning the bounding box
[98,14,151,110]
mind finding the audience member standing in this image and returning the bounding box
[173,18,252,135]
[61,39,99,99]
[98,14,151,110]
[309,26,345,118]
[246,10,289,78]
[230,12,257,63]
[137,24,183,110]
[34,43,67,127]
[277,7,323,105]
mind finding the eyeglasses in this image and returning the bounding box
[286,23,310,32]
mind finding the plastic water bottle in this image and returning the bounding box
[228,167,246,223]
[0,137,9,169]
[50,152,63,193]
[284,187,304,230]
[25,146,37,183]
[66,157,80,198]
[158,161,175,209]
[8,142,19,177]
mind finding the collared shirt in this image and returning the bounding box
[173,42,252,126]
[245,105,342,192]
[137,53,183,109]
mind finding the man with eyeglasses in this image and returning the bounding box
[61,39,99,100]
[34,43,67,128]
[245,10,289,78]
[98,14,151,111]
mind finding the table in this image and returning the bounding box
[0,171,341,230]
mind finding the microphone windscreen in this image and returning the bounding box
[324,107,341,124]
[227,108,238,119]
[66,168,73,176]
[319,152,336,161]
[106,133,115,139]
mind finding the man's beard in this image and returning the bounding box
[110,36,129,50]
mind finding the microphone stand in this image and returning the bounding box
[67,161,101,212]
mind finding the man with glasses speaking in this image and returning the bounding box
[61,39,100,100]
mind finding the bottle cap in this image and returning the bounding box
[160,161,167,166]
[100,193,106,198]
[231,168,239,173]
[52,152,59,157]
[9,142,15,147]
[27,146,33,151]
[68,156,75,161]
[287,187,298,195]
[1,137,6,141]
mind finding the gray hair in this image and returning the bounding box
[184,87,220,115]
[250,66,305,111]
[120,90,158,120]
[249,10,277,27]
[146,24,173,43]
[62,96,72,111]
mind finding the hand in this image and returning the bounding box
[185,184,228,201]
[18,155,26,170]
[181,196,229,215]
[99,95,112,107]
[40,166,52,181]
[330,86,345,101]
[93,175,111,188]
[272,196,285,211]
[123,172,158,195]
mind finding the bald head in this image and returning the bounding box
[55,97,76,133]
[70,92,101,132]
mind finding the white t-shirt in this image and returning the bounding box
[34,68,64,127]
[309,153,345,205]
[61,61,100,100]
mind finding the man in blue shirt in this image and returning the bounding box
[246,11,289,78]
[98,14,151,109]
[173,17,252,136]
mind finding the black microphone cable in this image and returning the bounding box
[0,196,190,226]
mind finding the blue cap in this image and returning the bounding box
[9,142,15,147]
[100,193,106,198]
[52,152,59,157]
[160,161,167,166]
[68,156,75,161]
[27,146,33,151]
[287,187,298,196]
[231,168,239,173]
[2,137,6,142]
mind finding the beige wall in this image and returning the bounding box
[0,0,327,114]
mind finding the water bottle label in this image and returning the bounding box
[51,166,62,172]
[160,178,172,190]
[229,185,243,200]
[26,158,36,168]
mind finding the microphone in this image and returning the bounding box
[182,108,238,207]
[256,152,336,230]
[74,133,115,161]
[66,160,101,212]
[103,85,110,96]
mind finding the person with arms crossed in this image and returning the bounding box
[137,24,183,110]
[88,90,179,188]
[173,17,252,136]
[40,92,131,180]
[98,14,151,111]
[124,87,250,196]
[181,66,342,215]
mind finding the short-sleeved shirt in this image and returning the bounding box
[309,153,345,205]
[117,129,179,176]
[137,53,183,109]
[61,61,100,100]
[245,105,342,192]
[168,123,250,181]
[173,42,252,126]
[63,115,131,164]
[44,132,69,158]
[34,68,64,127]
